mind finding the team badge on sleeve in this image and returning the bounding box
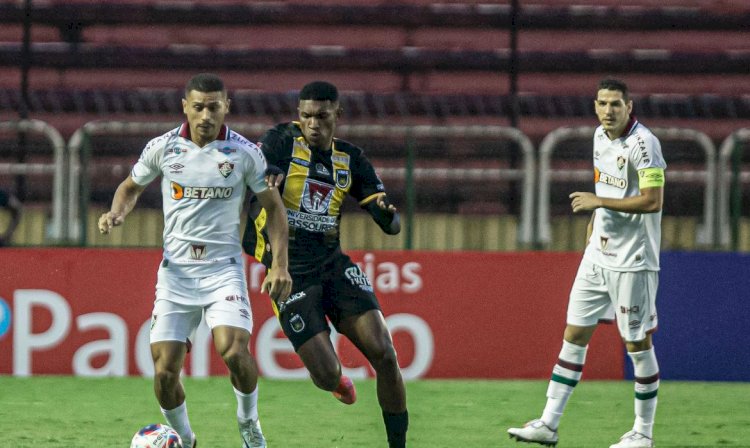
[218,160,234,178]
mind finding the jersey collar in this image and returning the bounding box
[178,123,229,142]
[621,115,638,138]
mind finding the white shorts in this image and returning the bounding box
[150,264,254,344]
[567,259,659,342]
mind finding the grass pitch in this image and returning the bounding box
[1,377,749,447]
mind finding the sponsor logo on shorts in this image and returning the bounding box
[278,291,306,313]
[620,305,640,314]
[345,265,374,293]
[238,309,250,319]
[629,319,642,328]
[225,295,249,305]
[289,313,305,333]
[190,244,207,260]
[150,314,157,331]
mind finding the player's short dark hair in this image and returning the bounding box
[597,78,629,101]
[185,73,225,96]
[299,81,339,102]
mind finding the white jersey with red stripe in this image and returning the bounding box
[131,123,268,277]
[583,117,667,272]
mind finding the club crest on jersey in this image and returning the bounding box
[617,156,626,170]
[190,244,207,260]
[334,169,351,189]
[302,179,334,214]
[218,160,234,178]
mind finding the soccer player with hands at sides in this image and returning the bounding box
[508,78,666,448]
[99,73,292,448]
[243,81,408,448]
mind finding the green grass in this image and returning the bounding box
[1,377,749,447]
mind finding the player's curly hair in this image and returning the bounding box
[299,81,339,102]
[598,78,629,101]
[185,73,225,96]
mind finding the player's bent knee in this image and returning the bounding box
[154,368,180,388]
[309,364,342,391]
[219,347,251,370]
[370,345,399,372]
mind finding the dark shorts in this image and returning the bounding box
[272,252,381,351]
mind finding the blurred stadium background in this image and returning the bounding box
[0,0,748,252]
[2,1,750,447]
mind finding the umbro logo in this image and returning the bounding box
[169,163,184,173]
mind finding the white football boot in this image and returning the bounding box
[609,430,654,448]
[507,419,559,446]
[238,418,267,448]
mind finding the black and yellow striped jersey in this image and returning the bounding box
[243,122,387,273]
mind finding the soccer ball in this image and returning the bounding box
[130,423,183,448]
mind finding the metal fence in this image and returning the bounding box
[0,119,66,243]
[69,122,536,249]
[2,119,746,251]
[537,126,717,250]
[718,129,750,251]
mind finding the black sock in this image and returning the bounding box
[382,409,408,448]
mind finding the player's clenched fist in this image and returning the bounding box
[98,211,124,234]
[569,191,601,213]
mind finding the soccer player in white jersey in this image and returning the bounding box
[98,73,292,448]
[508,78,666,448]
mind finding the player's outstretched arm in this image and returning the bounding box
[98,177,147,234]
[255,188,292,301]
[363,193,400,235]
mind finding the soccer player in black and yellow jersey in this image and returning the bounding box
[243,81,408,448]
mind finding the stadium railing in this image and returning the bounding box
[0,119,66,243]
[68,121,536,249]
[717,129,750,251]
[537,126,717,250]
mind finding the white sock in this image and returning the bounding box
[234,386,259,422]
[161,401,194,446]
[541,340,588,430]
[629,347,659,438]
